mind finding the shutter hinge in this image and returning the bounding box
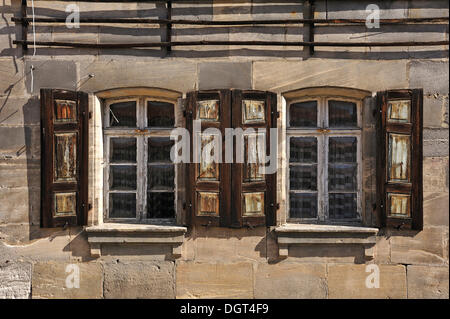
[270,203,280,210]
[89,111,92,119]
[201,220,212,227]
[245,223,255,230]
[88,203,92,211]
[184,110,193,118]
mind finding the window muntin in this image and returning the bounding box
[104,97,176,223]
[287,97,362,223]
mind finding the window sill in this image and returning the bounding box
[85,223,187,258]
[274,224,379,259]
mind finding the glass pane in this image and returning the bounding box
[197,192,219,216]
[54,133,77,182]
[147,192,175,218]
[148,137,174,163]
[388,133,411,182]
[110,138,136,163]
[242,100,265,124]
[110,165,137,190]
[54,192,77,217]
[109,193,136,218]
[329,193,357,219]
[54,100,77,123]
[198,134,219,181]
[147,101,174,127]
[289,165,317,190]
[244,134,264,182]
[328,164,357,191]
[388,100,411,123]
[148,165,174,191]
[109,101,136,127]
[289,193,317,219]
[242,192,265,217]
[290,137,317,163]
[328,100,357,127]
[289,101,317,127]
[197,100,219,121]
[388,193,411,218]
[329,137,357,163]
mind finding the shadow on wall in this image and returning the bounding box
[1,1,448,60]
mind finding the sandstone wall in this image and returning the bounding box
[0,0,448,299]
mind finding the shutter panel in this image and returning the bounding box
[376,89,423,230]
[185,90,232,227]
[231,90,277,228]
[40,89,89,228]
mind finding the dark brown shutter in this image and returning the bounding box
[185,90,232,227]
[40,89,89,228]
[376,89,423,230]
[231,90,277,228]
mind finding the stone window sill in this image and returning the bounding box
[85,223,187,258]
[274,224,379,259]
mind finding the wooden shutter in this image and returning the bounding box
[231,90,278,227]
[376,89,423,230]
[40,89,89,228]
[185,90,231,227]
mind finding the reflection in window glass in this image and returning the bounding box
[329,193,357,219]
[110,138,136,163]
[109,165,137,191]
[328,137,358,219]
[147,101,174,127]
[109,193,136,218]
[148,137,174,163]
[147,192,175,218]
[290,137,317,163]
[289,101,317,127]
[109,101,136,127]
[328,100,357,127]
[148,165,174,191]
[289,137,318,219]
[290,193,317,219]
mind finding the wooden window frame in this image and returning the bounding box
[103,96,177,224]
[286,96,363,225]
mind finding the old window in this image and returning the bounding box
[286,96,362,224]
[103,97,176,223]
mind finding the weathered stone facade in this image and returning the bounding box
[0,0,448,299]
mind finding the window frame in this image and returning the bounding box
[286,95,363,225]
[103,96,178,225]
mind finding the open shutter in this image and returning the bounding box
[40,89,89,228]
[185,90,232,227]
[231,90,277,228]
[376,89,423,230]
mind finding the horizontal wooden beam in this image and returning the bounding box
[13,39,449,48]
[12,17,450,26]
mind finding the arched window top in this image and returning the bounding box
[95,87,182,103]
[282,86,372,102]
